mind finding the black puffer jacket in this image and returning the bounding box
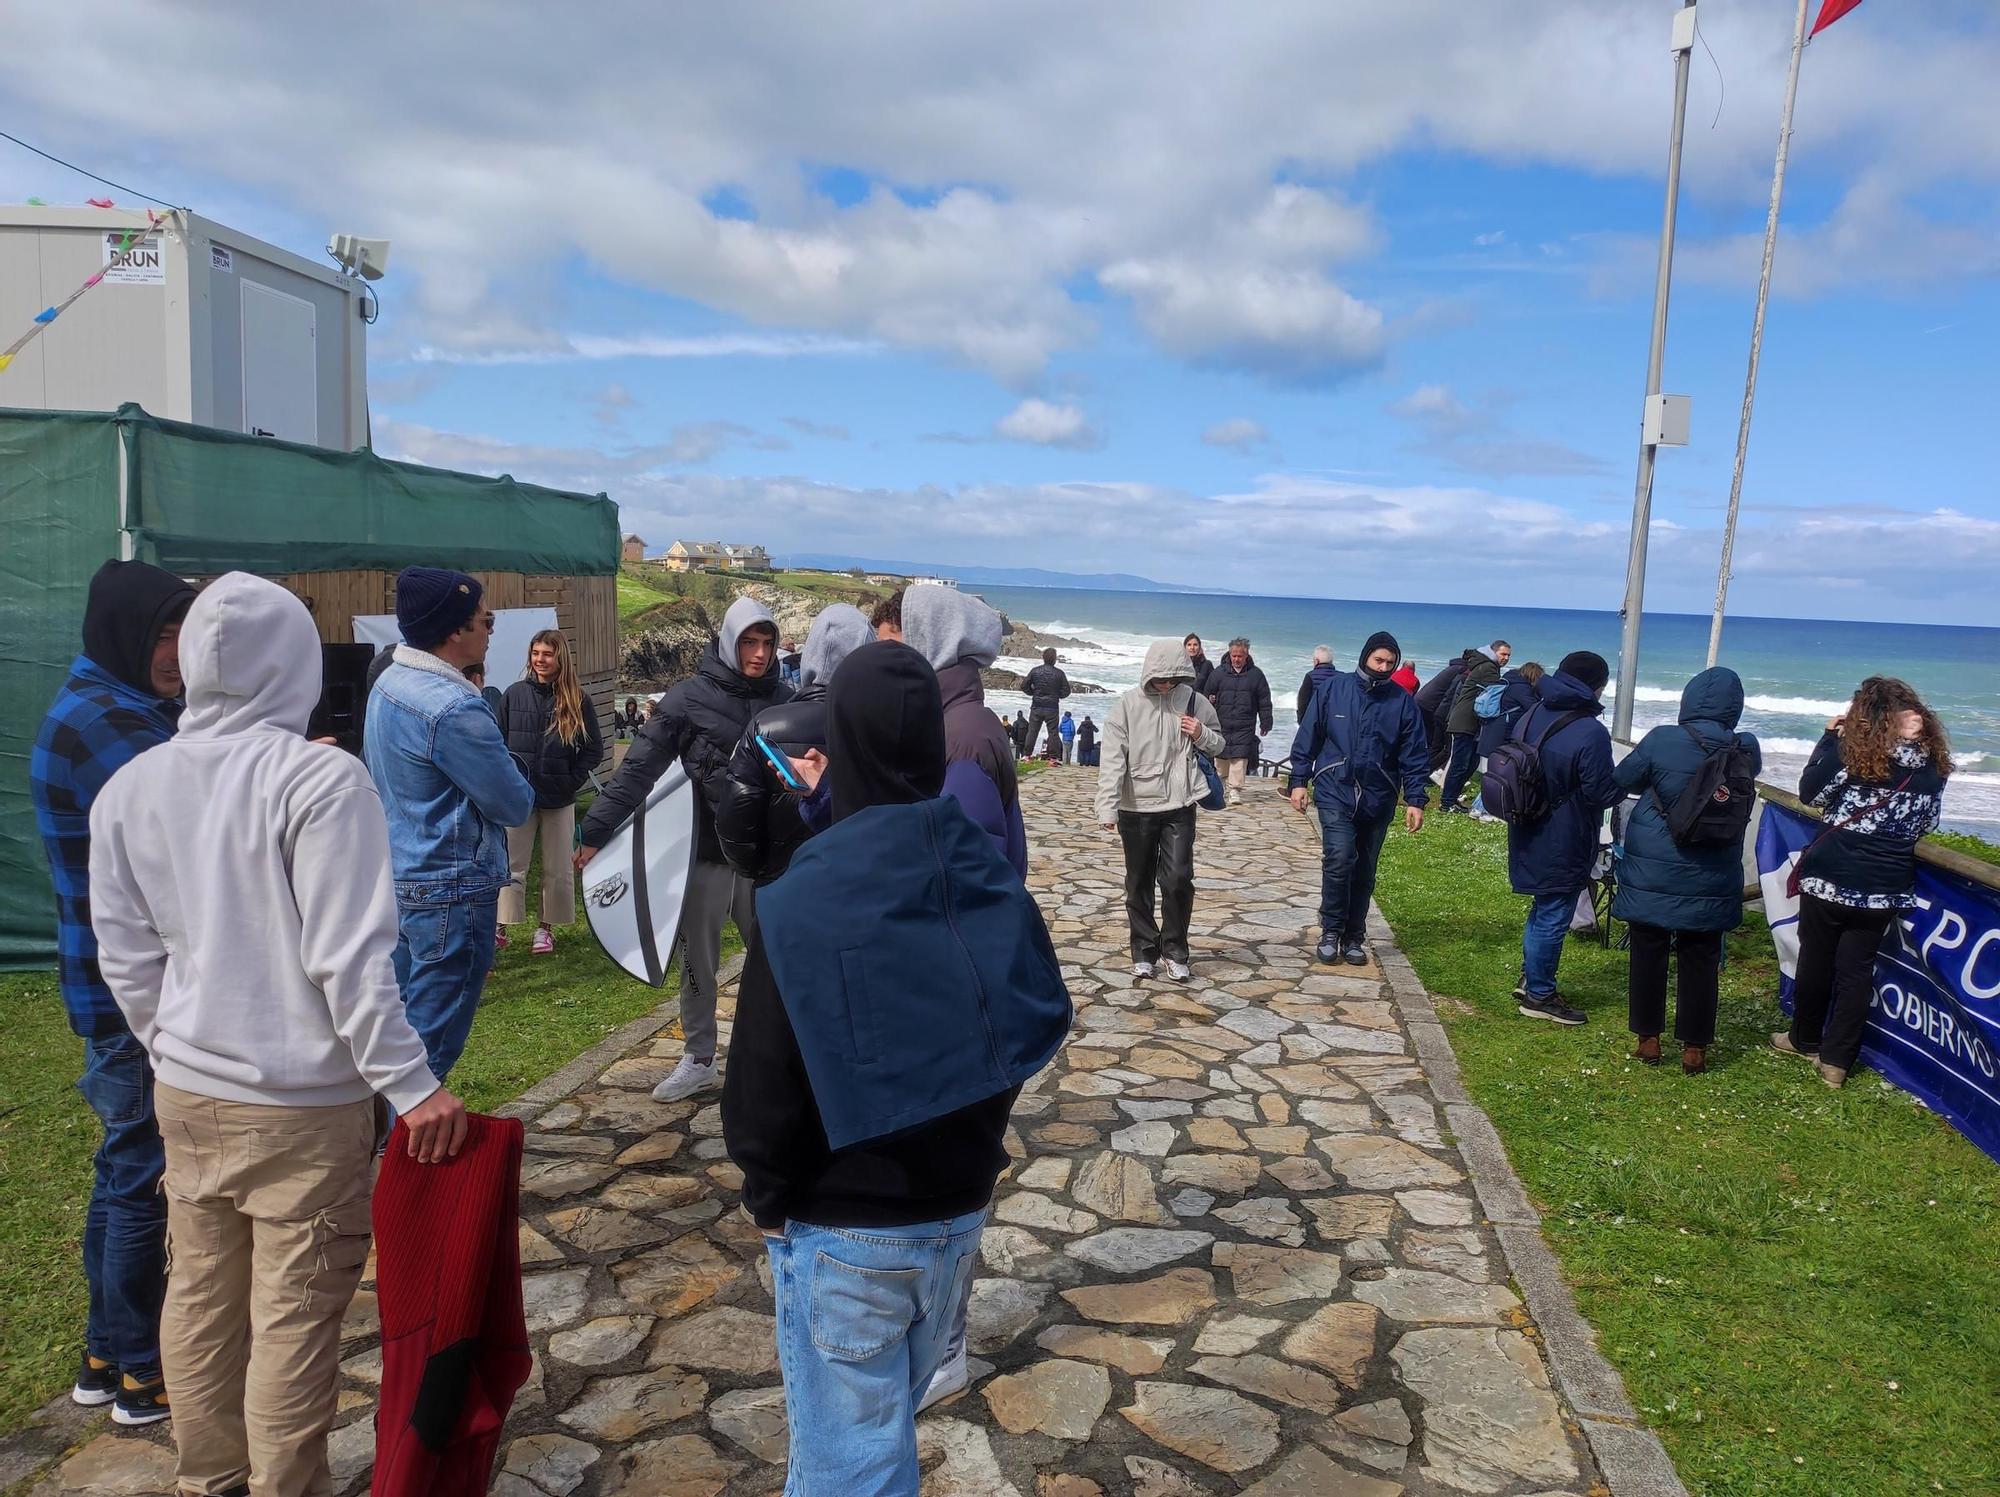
[1023,663,1071,715]
[1205,655,1273,761]
[499,679,605,809]
[714,688,828,884]
[580,642,791,861]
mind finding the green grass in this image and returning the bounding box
[1372,812,2000,1497]
[1929,829,2000,869]
[0,843,719,1433]
[617,570,672,622]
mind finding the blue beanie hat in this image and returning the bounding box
[396,566,483,647]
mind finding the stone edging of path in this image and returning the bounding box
[1367,904,1691,1497]
[0,953,747,1495]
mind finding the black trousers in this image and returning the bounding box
[1027,710,1062,759]
[1118,806,1196,964]
[1789,893,1893,1072]
[1439,731,1479,810]
[1625,922,1723,1047]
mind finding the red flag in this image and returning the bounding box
[1810,0,1864,35]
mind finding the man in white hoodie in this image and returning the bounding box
[89,572,466,1497]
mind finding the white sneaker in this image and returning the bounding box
[1163,959,1191,983]
[1226,790,1243,807]
[652,1055,720,1102]
[1131,961,1154,979]
[917,1335,969,1412]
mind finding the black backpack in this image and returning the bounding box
[1657,724,1758,846]
[1481,706,1585,826]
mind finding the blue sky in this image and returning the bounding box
[5,1,1998,624]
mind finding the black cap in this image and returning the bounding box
[1558,650,1611,693]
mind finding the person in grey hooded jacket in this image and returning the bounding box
[1096,639,1225,982]
[577,596,792,1101]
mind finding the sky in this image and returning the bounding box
[5,1,1998,625]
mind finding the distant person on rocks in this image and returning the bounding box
[903,584,1029,879]
[1022,648,1071,761]
[1505,650,1625,1026]
[870,589,905,642]
[1296,643,1339,720]
[1439,640,1510,814]
[366,568,534,1079]
[30,558,194,1426]
[722,643,1068,1491]
[1203,637,1272,805]
[1391,660,1420,694]
[1779,677,1951,1088]
[1183,633,1214,696]
[498,629,604,956]
[89,574,466,1495]
[1288,632,1430,967]
[1096,639,1225,983]
[716,604,872,883]
[1413,653,1467,773]
[577,597,792,1101]
[1059,709,1076,763]
[1077,714,1098,767]
[1612,666,1761,1074]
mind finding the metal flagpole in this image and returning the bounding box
[1707,0,1812,666]
[1614,0,1698,743]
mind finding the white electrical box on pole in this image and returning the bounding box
[1613,0,1698,744]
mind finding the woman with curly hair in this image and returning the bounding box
[498,629,603,954]
[1777,676,1952,1087]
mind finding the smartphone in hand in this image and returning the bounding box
[756,733,806,792]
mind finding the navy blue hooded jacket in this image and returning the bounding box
[1288,655,1432,822]
[1505,671,1626,896]
[1611,668,1762,931]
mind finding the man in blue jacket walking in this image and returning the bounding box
[1506,651,1627,1025]
[365,567,535,1078]
[1288,632,1430,966]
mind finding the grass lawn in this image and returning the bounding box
[617,570,673,622]
[0,846,717,1434]
[1373,812,2000,1497]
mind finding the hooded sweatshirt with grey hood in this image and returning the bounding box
[88,573,440,1113]
[581,594,793,860]
[1095,638,1225,822]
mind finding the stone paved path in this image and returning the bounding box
[35,770,1626,1497]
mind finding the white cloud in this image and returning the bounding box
[1474,230,1508,246]
[590,382,636,428]
[995,398,1099,450]
[406,333,879,366]
[1387,383,1605,479]
[1202,418,1271,453]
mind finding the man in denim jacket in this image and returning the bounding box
[365,568,534,1078]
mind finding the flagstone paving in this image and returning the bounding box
[33,770,1623,1496]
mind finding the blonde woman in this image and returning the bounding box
[498,629,603,953]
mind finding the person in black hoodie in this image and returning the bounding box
[1439,640,1509,813]
[714,604,872,884]
[1204,637,1273,805]
[576,597,791,1101]
[1779,677,1951,1087]
[497,629,604,953]
[1413,654,1467,774]
[1183,633,1214,697]
[722,642,1068,1490]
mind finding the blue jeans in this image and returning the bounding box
[1521,891,1580,999]
[1317,799,1392,941]
[1440,732,1479,810]
[767,1209,987,1495]
[77,1033,167,1375]
[392,896,499,1079]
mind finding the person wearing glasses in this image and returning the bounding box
[364,568,533,1079]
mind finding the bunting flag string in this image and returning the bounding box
[0,208,166,375]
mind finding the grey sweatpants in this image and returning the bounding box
[678,857,758,1061]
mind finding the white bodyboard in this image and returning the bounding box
[582,762,697,986]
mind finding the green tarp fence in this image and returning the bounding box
[0,404,617,968]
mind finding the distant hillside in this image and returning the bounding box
[776,553,1235,595]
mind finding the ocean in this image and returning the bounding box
[969,585,2000,841]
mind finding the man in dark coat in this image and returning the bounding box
[1439,640,1509,813]
[1183,634,1214,697]
[1021,648,1070,761]
[1077,715,1098,767]
[1611,667,1761,1069]
[1204,637,1273,806]
[1295,645,1339,721]
[1507,651,1626,1026]
[577,596,791,1100]
[1288,631,1430,966]
[1413,655,1467,773]
[29,559,195,1423]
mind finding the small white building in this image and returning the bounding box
[0,205,370,449]
[908,574,959,588]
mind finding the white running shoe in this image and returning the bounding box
[1131,961,1154,979]
[1163,959,1191,983]
[917,1334,970,1412]
[652,1054,720,1102]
